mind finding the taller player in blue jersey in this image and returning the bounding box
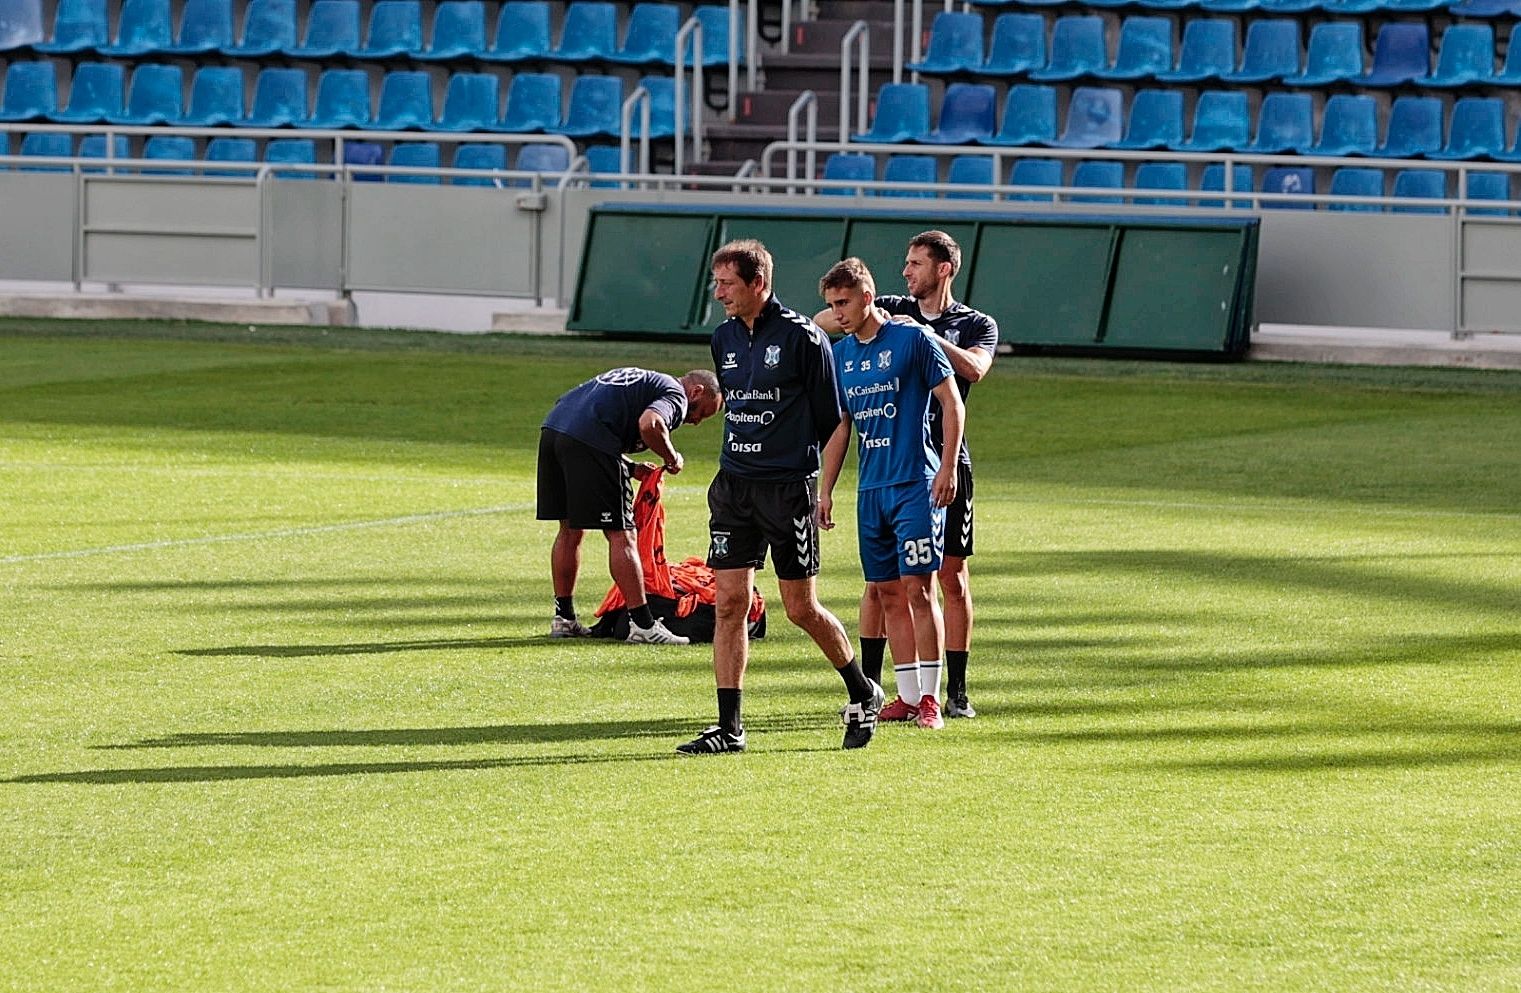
[817,258,965,731]
[676,239,885,755]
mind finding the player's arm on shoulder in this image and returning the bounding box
[813,307,843,334]
[938,334,995,383]
[638,406,683,474]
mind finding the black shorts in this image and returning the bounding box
[944,462,975,559]
[706,470,820,580]
[536,428,634,531]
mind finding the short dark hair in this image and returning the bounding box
[711,239,773,289]
[909,230,961,279]
[819,257,875,297]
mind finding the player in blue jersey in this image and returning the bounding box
[817,257,965,731]
[676,239,885,755]
[816,230,998,719]
[538,366,721,645]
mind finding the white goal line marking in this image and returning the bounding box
[1,503,530,566]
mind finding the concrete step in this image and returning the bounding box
[784,16,901,55]
[734,88,843,127]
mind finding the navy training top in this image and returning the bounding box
[541,367,686,456]
[875,295,998,467]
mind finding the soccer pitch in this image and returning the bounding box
[2,320,1520,992]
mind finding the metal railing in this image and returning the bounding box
[839,21,871,145]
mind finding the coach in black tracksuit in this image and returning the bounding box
[675,239,883,756]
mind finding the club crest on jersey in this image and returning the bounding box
[877,348,892,370]
[710,533,730,558]
[763,345,781,368]
[595,367,643,386]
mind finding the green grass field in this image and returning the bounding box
[3,319,1520,992]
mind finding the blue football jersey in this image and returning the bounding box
[832,319,953,490]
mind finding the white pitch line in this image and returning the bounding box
[0,503,531,566]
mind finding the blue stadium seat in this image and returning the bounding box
[684,5,744,68]
[388,141,440,183]
[78,133,129,172]
[554,1,618,61]
[223,0,295,56]
[342,139,383,181]
[1262,166,1314,209]
[1009,157,1062,201]
[926,82,996,144]
[1173,90,1249,152]
[19,131,71,171]
[33,0,106,53]
[1111,89,1182,150]
[499,72,561,132]
[552,74,621,137]
[1496,33,1521,84]
[1050,86,1122,148]
[482,0,550,62]
[182,66,244,125]
[1246,91,1313,154]
[1312,94,1377,157]
[1329,167,1384,211]
[1466,172,1509,215]
[452,142,506,184]
[264,137,318,179]
[163,0,232,53]
[946,154,994,200]
[1392,169,1447,213]
[205,136,257,178]
[0,61,58,121]
[435,72,500,132]
[1156,18,1234,83]
[1221,19,1300,83]
[143,134,197,174]
[821,151,875,195]
[1199,163,1253,209]
[607,2,681,65]
[0,0,45,51]
[513,141,570,184]
[856,83,931,143]
[98,0,172,56]
[369,70,434,130]
[1361,23,1429,87]
[1429,97,1506,160]
[878,154,937,197]
[1448,0,1521,13]
[1070,160,1124,203]
[1198,0,1258,12]
[357,0,422,58]
[909,11,984,75]
[238,67,308,127]
[285,0,360,58]
[982,12,1045,76]
[1030,16,1106,81]
[987,84,1056,146]
[633,74,681,138]
[1425,24,1495,88]
[1373,96,1443,158]
[417,1,486,60]
[1133,161,1187,206]
[108,62,182,125]
[1259,0,1319,11]
[48,61,123,123]
[305,68,371,128]
[1284,22,1362,87]
[1094,16,1173,81]
[583,143,623,187]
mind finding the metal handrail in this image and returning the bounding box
[784,90,818,192]
[620,85,654,180]
[674,16,705,169]
[839,21,870,145]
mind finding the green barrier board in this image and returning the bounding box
[966,223,1116,346]
[1104,228,1251,352]
[567,211,715,333]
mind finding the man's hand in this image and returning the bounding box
[631,462,656,481]
[817,491,835,530]
[663,452,684,475]
[931,464,957,508]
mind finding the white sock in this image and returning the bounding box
[918,659,942,702]
[894,663,922,706]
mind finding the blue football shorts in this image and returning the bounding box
[856,479,945,583]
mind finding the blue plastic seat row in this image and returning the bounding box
[0,0,738,66]
[966,0,1480,14]
[0,61,684,137]
[819,151,1510,212]
[913,13,1513,89]
[856,81,1521,161]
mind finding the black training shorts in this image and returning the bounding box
[536,428,634,531]
[944,462,975,559]
[706,470,820,580]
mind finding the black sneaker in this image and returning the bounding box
[675,725,746,755]
[841,680,886,750]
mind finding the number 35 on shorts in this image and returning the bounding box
[901,536,942,571]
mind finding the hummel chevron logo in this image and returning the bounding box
[793,516,812,565]
[960,498,974,544]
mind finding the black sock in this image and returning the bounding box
[860,637,887,685]
[836,658,874,703]
[555,596,576,620]
[947,650,969,699]
[629,604,655,628]
[718,688,742,736]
